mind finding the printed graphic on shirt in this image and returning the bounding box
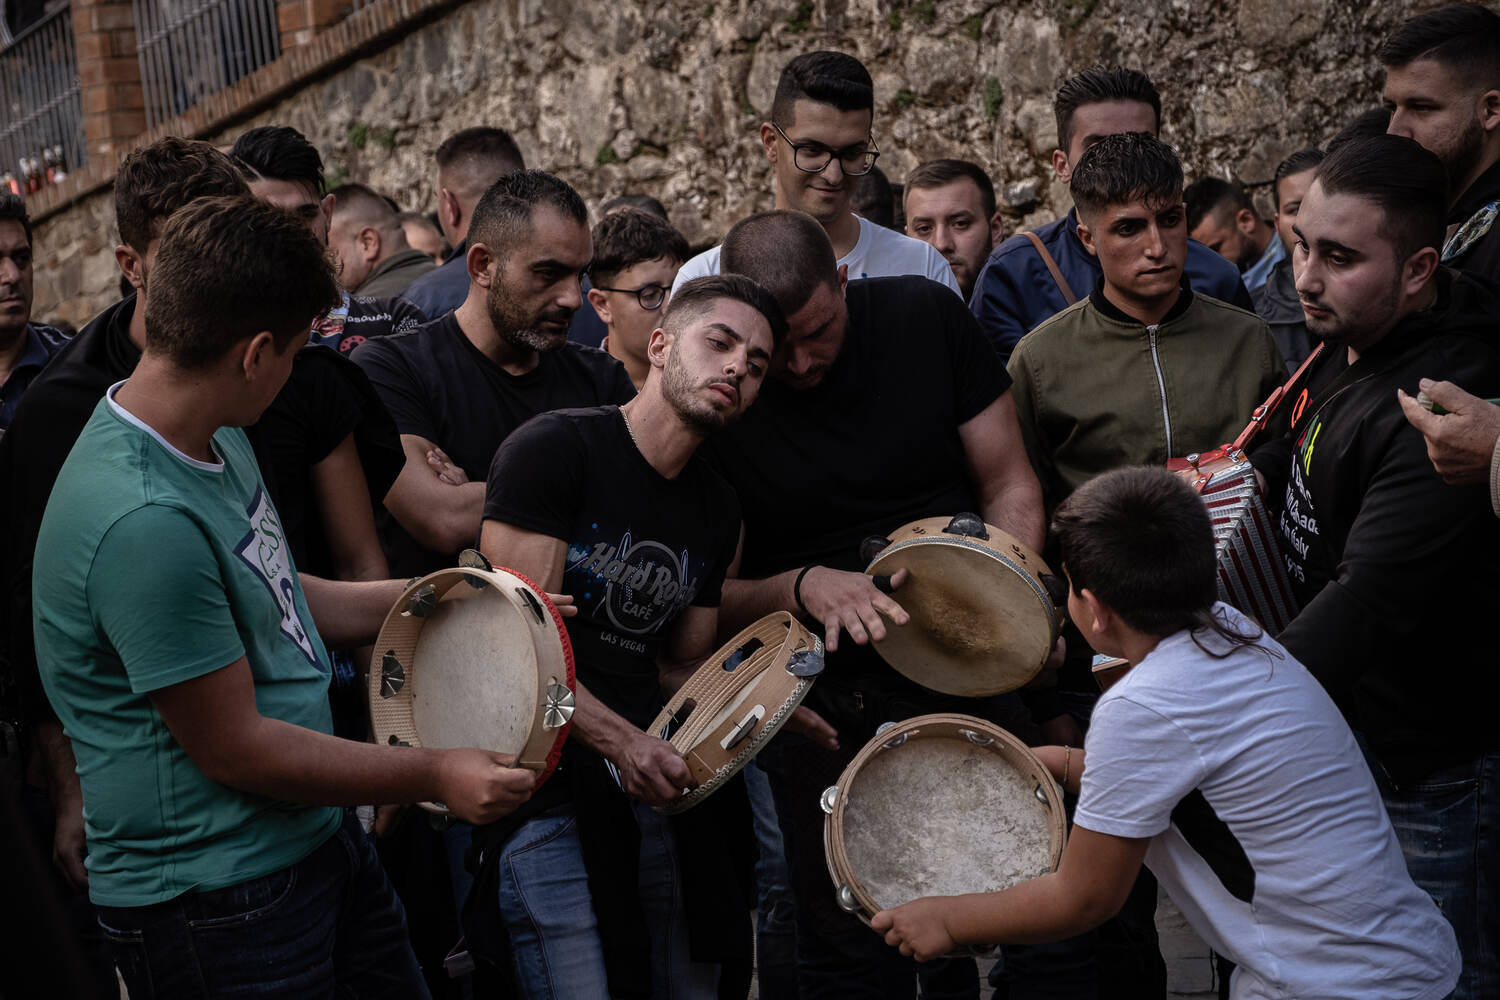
[1279,415,1323,584]
[236,485,321,669]
[567,529,703,642]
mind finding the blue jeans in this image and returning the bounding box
[745,758,799,998]
[1365,747,1498,1000]
[98,811,428,998]
[496,800,718,999]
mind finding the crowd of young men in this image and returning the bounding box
[1,4,1498,999]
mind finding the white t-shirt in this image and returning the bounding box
[671,215,961,295]
[1076,604,1459,1000]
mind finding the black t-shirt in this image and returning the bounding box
[707,275,1010,579]
[484,407,740,729]
[353,312,637,576]
[245,346,405,578]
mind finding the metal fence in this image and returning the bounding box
[0,7,86,183]
[133,0,280,130]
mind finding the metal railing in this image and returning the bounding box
[133,0,280,130]
[0,6,86,182]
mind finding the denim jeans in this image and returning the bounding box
[496,800,718,999]
[97,810,429,998]
[1364,746,1498,1000]
[745,758,799,998]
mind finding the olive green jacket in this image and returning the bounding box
[1008,288,1288,517]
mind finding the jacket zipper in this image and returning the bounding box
[1147,325,1172,454]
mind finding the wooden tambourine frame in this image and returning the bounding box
[649,611,823,815]
[368,558,576,815]
[821,714,1067,946]
[864,514,1061,697]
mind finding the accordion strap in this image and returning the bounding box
[1230,342,1326,454]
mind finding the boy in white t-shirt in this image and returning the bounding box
[873,466,1460,1000]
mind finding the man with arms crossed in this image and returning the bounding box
[32,195,536,998]
[1273,134,1500,999]
[473,276,784,998]
[673,51,958,295]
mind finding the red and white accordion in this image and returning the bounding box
[1167,447,1297,633]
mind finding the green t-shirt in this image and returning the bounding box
[33,387,341,907]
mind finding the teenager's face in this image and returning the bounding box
[249,177,333,247]
[1077,195,1186,305]
[1055,100,1160,182]
[1291,181,1410,354]
[1384,57,1493,195]
[486,205,592,353]
[659,297,773,431]
[597,255,681,365]
[763,100,875,226]
[0,219,33,339]
[1273,168,1318,255]
[772,275,848,390]
[904,179,1000,298]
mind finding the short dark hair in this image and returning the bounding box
[1069,133,1183,221]
[1378,3,1500,85]
[329,182,399,225]
[1326,107,1391,152]
[771,51,874,126]
[664,274,788,348]
[851,165,894,228]
[721,210,839,316]
[0,193,31,249]
[602,194,669,219]
[1314,134,1447,264]
[435,126,525,188]
[467,170,589,261]
[230,125,326,196]
[589,209,691,286]
[114,137,249,253]
[1271,148,1325,211]
[1052,466,1219,637]
[905,159,997,220]
[1184,176,1252,232]
[144,195,341,369]
[1054,67,1161,153]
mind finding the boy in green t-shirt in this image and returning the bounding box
[32,194,537,998]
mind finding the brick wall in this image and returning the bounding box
[71,0,144,164]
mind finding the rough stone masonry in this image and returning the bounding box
[33,0,1427,327]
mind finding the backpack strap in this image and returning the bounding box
[1024,230,1078,305]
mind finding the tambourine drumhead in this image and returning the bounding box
[650,612,823,815]
[866,516,1059,697]
[823,715,1066,927]
[369,564,575,813]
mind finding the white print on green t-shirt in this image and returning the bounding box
[234,485,321,669]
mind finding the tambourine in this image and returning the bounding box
[649,611,823,815]
[862,513,1062,696]
[822,714,1066,948]
[368,550,576,814]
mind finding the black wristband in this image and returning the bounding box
[793,564,817,616]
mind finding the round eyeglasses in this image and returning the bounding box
[593,282,669,311]
[771,122,880,176]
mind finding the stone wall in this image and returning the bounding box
[34,0,1430,327]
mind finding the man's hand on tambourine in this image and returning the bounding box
[800,566,910,652]
[617,732,698,807]
[785,705,840,751]
[437,749,537,824]
[872,896,958,963]
[547,592,578,617]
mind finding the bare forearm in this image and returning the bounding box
[389,480,485,555]
[719,572,798,636]
[981,479,1045,554]
[569,681,647,760]
[209,715,448,807]
[299,576,408,648]
[945,873,1112,946]
[35,720,80,805]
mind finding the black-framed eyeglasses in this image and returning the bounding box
[593,282,669,310]
[770,122,880,176]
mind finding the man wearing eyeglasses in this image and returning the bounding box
[672,51,960,296]
[587,209,692,389]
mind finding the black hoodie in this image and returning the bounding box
[1274,269,1500,783]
